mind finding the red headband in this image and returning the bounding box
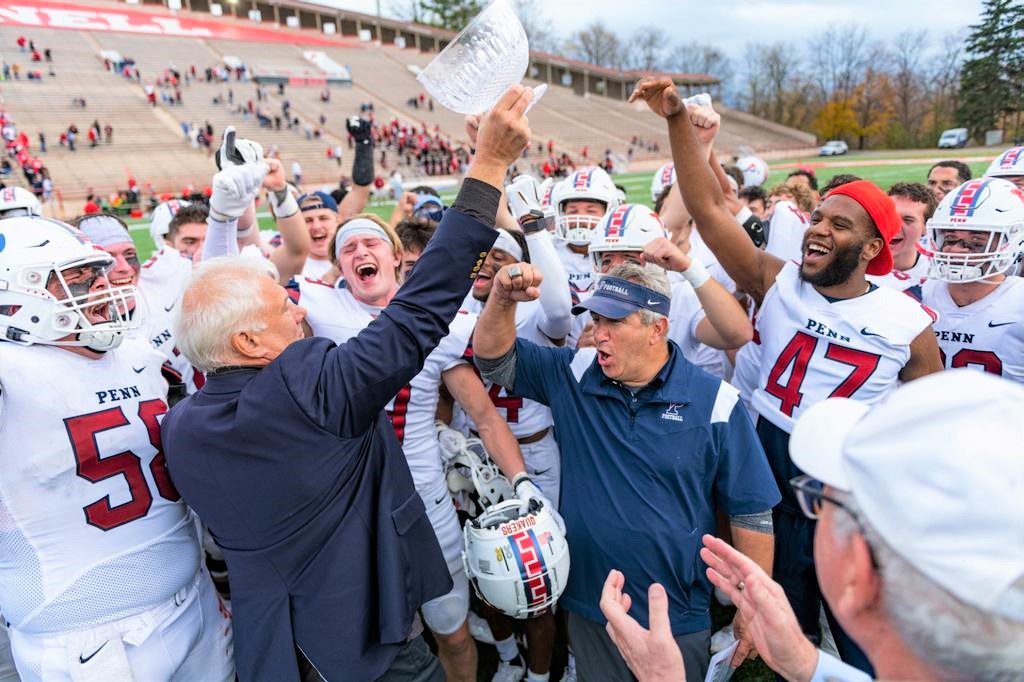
[826,180,899,275]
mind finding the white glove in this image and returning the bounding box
[506,174,547,224]
[209,162,267,222]
[683,92,713,109]
[436,423,468,466]
[514,476,565,534]
[216,125,264,170]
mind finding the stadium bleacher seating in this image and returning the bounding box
[0,8,814,210]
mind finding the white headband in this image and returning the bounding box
[493,229,524,261]
[335,218,392,261]
[77,215,133,248]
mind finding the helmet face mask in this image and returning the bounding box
[553,167,621,245]
[556,211,604,245]
[463,499,570,619]
[924,178,1024,284]
[437,424,513,515]
[0,217,139,351]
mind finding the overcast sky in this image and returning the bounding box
[308,0,983,58]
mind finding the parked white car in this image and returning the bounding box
[938,128,969,149]
[819,140,849,156]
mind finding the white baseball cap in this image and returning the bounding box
[789,370,1024,622]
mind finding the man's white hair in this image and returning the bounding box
[605,261,670,326]
[830,492,1024,681]
[175,256,280,373]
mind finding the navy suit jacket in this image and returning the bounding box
[162,208,497,681]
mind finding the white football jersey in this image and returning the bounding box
[137,248,202,393]
[301,257,332,281]
[752,262,934,432]
[295,278,477,489]
[555,240,595,307]
[688,231,739,298]
[666,280,707,365]
[765,200,809,263]
[463,300,556,439]
[868,255,929,301]
[0,339,200,634]
[923,277,1024,383]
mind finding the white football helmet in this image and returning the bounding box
[923,178,1024,283]
[0,216,138,351]
[149,199,191,245]
[985,146,1024,182]
[736,156,768,187]
[588,204,669,273]
[553,167,621,245]
[539,177,556,212]
[650,162,676,203]
[0,186,42,218]
[463,498,570,619]
[437,423,514,513]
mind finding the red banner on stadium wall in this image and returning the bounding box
[0,1,347,46]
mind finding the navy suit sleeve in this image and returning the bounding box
[283,208,497,437]
[712,397,781,515]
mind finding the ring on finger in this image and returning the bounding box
[508,265,523,279]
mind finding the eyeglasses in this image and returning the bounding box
[790,475,879,568]
[789,474,856,521]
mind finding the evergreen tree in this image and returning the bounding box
[957,0,1024,141]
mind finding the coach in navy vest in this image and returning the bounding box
[162,86,535,681]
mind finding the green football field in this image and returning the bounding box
[127,158,993,261]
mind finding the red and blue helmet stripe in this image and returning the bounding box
[573,169,593,191]
[997,147,1023,169]
[506,528,552,610]
[604,205,633,237]
[949,179,994,218]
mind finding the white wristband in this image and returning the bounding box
[681,258,711,289]
[734,205,753,225]
[269,188,299,219]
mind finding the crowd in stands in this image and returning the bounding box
[4,35,53,81]
[0,109,52,205]
[406,91,435,111]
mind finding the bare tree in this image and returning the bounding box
[513,0,559,54]
[389,0,424,24]
[889,30,929,145]
[566,21,622,69]
[624,26,669,72]
[671,43,735,102]
[740,42,818,129]
[925,30,967,142]
[807,23,869,103]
